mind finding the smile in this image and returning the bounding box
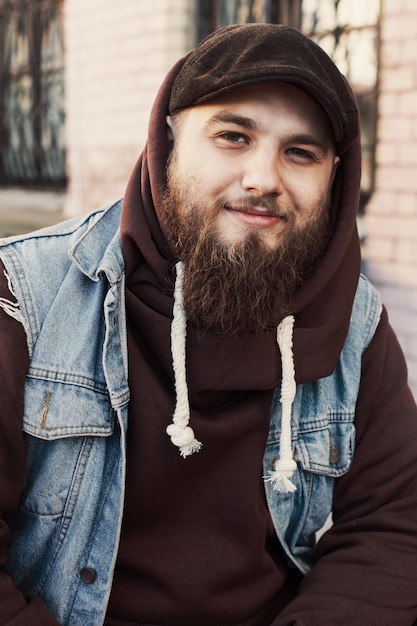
[225,206,284,229]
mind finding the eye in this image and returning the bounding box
[287,147,316,162]
[216,131,249,145]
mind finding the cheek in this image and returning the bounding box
[289,169,334,206]
[193,157,239,199]
[285,178,315,206]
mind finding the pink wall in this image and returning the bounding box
[365,0,417,397]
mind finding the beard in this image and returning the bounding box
[163,163,332,337]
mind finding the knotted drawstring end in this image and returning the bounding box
[166,422,202,458]
[265,458,297,493]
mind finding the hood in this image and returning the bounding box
[119,25,362,490]
[121,40,362,382]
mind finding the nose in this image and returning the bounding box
[241,147,283,197]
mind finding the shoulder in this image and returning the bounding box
[0,200,122,281]
[0,200,121,251]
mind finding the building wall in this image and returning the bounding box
[63,0,196,216]
[364,0,417,397]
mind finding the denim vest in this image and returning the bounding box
[0,201,382,626]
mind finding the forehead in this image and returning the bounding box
[178,81,334,144]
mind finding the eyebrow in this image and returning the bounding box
[205,111,259,132]
[205,111,332,155]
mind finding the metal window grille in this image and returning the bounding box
[301,0,380,207]
[197,0,302,40]
[0,0,66,188]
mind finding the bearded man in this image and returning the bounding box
[0,23,416,626]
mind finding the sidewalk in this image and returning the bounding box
[0,188,65,237]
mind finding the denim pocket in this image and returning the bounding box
[295,417,356,478]
[22,375,114,439]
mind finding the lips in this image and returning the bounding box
[225,206,283,229]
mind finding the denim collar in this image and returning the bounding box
[69,200,124,285]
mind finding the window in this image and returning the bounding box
[301,0,380,209]
[0,0,66,188]
[197,0,302,41]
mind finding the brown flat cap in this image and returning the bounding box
[169,23,359,154]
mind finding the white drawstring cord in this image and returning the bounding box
[264,315,297,493]
[166,263,296,483]
[166,261,202,457]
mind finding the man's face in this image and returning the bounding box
[164,81,340,335]
[167,81,339,250]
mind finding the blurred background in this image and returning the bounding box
[0,0,416,396]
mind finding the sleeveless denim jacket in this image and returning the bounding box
[0,200,382,626]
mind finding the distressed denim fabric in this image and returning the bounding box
[264,274,382,574]
[1,202,128,625]
[0,202,382,626]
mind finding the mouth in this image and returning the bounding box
[224,205,286,229]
